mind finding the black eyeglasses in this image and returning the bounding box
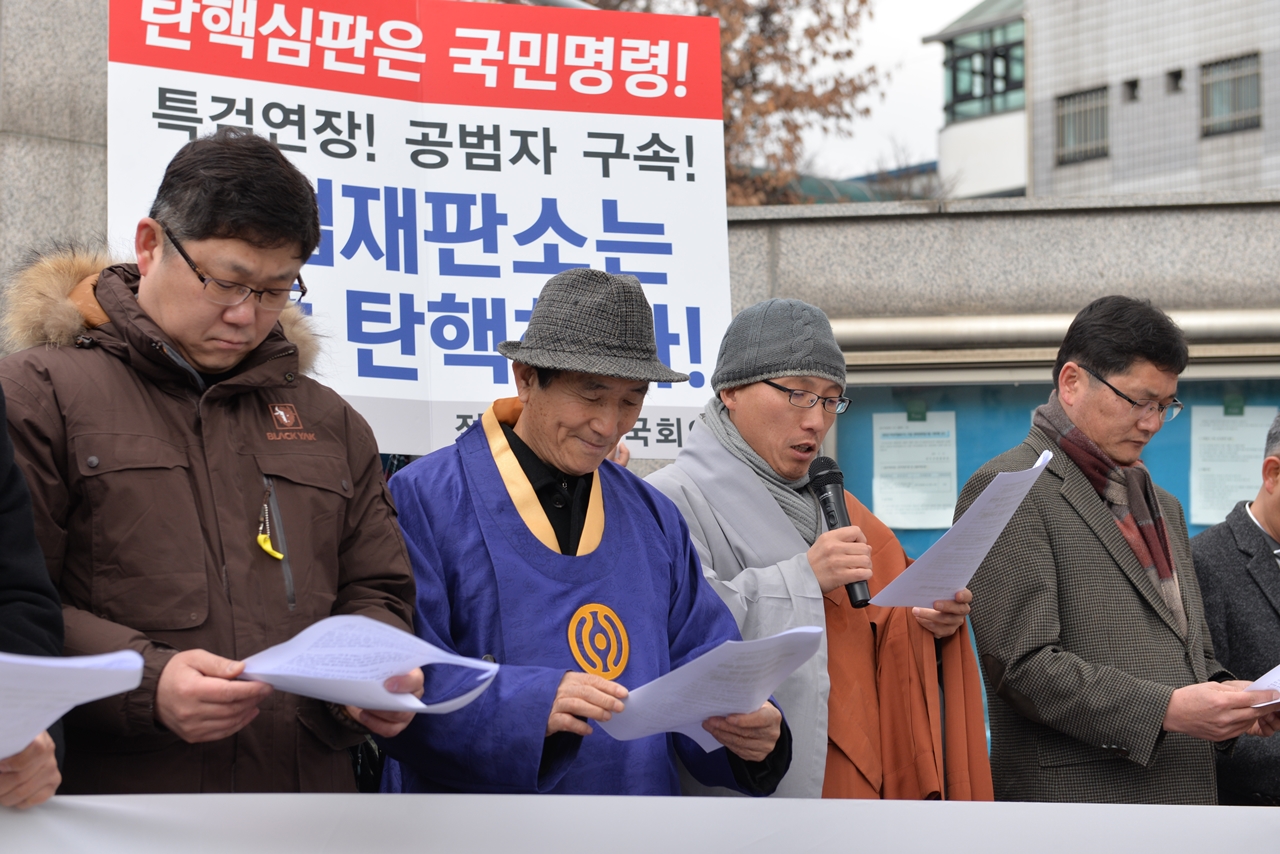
[761,379,850,414]
[163,226,307,312]
[1081,365,1183,423]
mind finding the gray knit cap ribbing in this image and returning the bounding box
[710,298,845,392]
[497,268,689,383]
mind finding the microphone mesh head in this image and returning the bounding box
[808,456,844,489]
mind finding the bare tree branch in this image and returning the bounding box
[576,0,881,205]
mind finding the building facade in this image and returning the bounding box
[926,0,1028,199]
[1029,0,1280,196]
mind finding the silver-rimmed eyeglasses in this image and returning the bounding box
[761,379,851,414]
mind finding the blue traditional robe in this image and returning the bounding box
[380,399,749,795]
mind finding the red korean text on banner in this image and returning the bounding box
[112,0,722,120]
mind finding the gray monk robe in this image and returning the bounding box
[649,426,828,797]
[648,425,992,800]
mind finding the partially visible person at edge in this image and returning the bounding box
[1192,411,1280,806]
[647,298,992,800]
[0,385,62,809]
[378,269,791,795]
[0,128,420,793]
[960,295,1280,804]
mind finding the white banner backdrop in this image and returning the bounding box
[108,0,730,456]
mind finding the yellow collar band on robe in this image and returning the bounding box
[481,398,605,556]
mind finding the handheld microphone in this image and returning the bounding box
[808,456,871,608]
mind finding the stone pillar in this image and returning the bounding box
[0,0,110,273]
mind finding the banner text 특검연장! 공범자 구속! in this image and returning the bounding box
[108,0,732,456]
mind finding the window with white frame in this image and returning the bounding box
[1056,87,1109,165]
[1201,53,1261,137]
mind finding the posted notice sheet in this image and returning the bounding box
[598,627,822,751]
[872,411,958,529]
[240,615,497,713]
[1190,405,1277,526]
[872,450,1053,608]
[0,650,143,760]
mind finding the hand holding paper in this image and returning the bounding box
[1246,661,1280,709]
[871,450,1053,608]
[240,615,497,713]
[599,626,822,752]
[912,587,973,639]
[344,666,426,738]
[0,650,144,762]
[155,649,274,743]
[1163,680,1280,741]
[546,672,629,738]
[702,700,784,762]
[0,729,60,810]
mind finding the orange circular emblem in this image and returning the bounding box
[568,604,629,680]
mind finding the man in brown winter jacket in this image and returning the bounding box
[0,129,421,793]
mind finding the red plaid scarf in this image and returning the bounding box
[1033,392,1187,635]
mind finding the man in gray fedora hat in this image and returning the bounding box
[379,269,790,795]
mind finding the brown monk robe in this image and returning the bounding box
[822,494,993,800]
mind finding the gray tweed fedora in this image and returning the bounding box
[497,268,689,383]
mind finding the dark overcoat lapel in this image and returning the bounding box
[1228,509,1280,620]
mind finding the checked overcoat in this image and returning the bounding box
[960,426,1229,804]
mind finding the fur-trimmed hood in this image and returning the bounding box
[2,246,320,373]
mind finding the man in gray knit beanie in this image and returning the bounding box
[709,297,847,394]
[647,298,987,799]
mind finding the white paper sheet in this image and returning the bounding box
[1245,661,1280,708]
[1189,406,1277,525]
[598,627,823,752]
[0,650,143,760]
[871,450,1053,608]
[872,411,958,529]
[240,615,497,713]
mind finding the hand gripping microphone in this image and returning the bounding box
[808,456,871,608]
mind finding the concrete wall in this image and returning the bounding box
[938,109,1028,198]
[1027,0,1280,196]
[726,191,1280,321]
[638,190,1280,474]
[0,0,109,258]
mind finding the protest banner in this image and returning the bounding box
[108,0,731,456]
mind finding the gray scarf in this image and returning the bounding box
[702,397,822,545]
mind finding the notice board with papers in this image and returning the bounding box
[836,378,1280,559]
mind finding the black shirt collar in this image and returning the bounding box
[501,422,592,555]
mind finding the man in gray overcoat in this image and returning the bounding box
[1192,411,1280,806]
[962,295,1279,804]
